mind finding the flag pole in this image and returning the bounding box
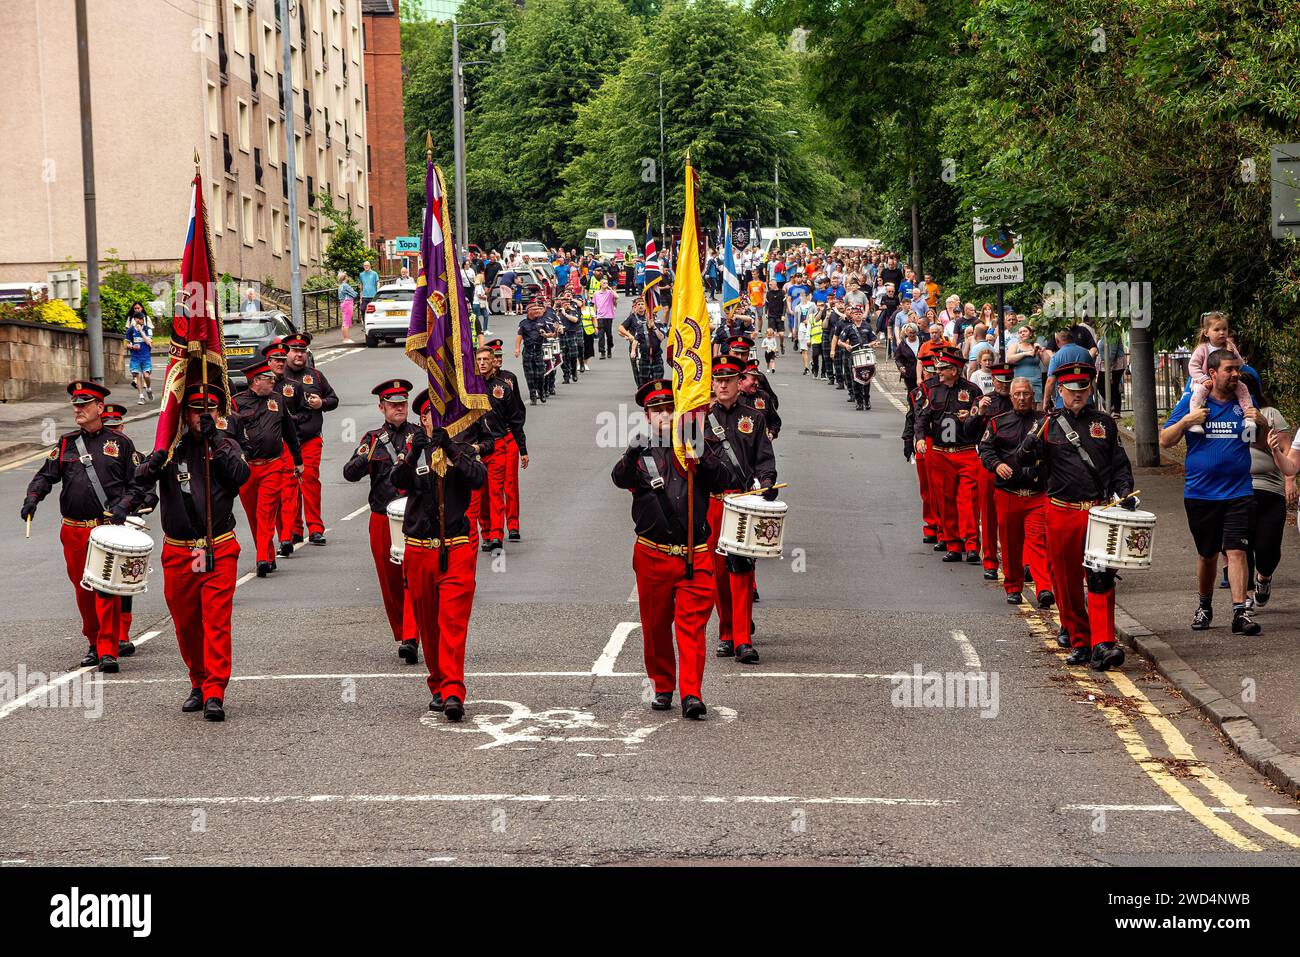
[195,149,215,572]
[428,132,448,574]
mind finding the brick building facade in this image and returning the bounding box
[362,0,409,265]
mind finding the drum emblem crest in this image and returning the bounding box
[754,518,782,547]
[120,556,147,584]
[103,440,119,458]
[1125,527,1152,558]
[493,385,505,400]
[737,416,754,435]
[1089,422,1106,439]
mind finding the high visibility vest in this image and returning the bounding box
[581,305,596,334]
[809,315,823,344]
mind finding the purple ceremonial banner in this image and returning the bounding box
[405,160,488,451]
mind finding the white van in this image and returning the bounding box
[583,228,637,262]
[759,226,814,255]
[833,237,883,252]
[503,240,550,264]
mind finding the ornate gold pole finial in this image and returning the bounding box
[426,131,433,163]
[193,148,200,169]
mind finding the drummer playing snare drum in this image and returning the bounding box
[1016,359,1137,671]
[21,381,147,673]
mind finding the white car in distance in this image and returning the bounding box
[363,282,416,347]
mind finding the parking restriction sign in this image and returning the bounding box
[973,220,1023,285]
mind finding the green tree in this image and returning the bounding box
[318,191,379,280]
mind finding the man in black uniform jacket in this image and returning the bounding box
[233,358,302,576]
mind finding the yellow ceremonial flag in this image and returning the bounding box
[669,155,712,471]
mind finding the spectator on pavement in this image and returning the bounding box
[358,261,379,315]
[1241,371,1291,609]
[1160,349,1262,636]
[1043,328,1093,409]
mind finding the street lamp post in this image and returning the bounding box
[774,130,797,233]
[451,20,504,257]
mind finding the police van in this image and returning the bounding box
[758,226,814,255]
[583,228,637,263]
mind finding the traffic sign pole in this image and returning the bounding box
[996,284,1005,362]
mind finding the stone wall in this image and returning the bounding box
[0,321,130,402]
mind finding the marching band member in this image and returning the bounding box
[102,402,156,658]
[475,346,528,552]
[831,304,871,410]
[280,331,339,549]
[21,382,144,672]
[612,378,739,719]
[902,353,941,545]
[261,338,297,551]
[391,389,488,721]
[342,379,421,664]
[915,345,982,563]
[618,296,665,388]
[136,382,250,720]
[706,355,777,664]
[977,376,1054,607]
[484,338,526,540]
[740,360,782,440]
[969,362,1015,580]
[233,358,302,577]
[557,294,584,384]
[712,305,752,358]
[515,296,558,405]
[1017,360,1136,670]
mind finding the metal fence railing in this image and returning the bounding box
[257,286,340,334]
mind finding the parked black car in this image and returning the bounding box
[221,311,309,390]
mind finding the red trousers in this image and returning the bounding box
[502,433,521,532]
[281,435,323,538]
[976,468,998,571]
[1044,501,1115,649]
[239,459,283,563]
[477,446,509,540]
[707,497,755,645]
[928,447,979,553]
[915,451,939,538]
[633,542,714,699]
[404,541,477,700]
[60,522,121,657]
[161,536,239,700]
[995,490,1053,595]
[369,512,417,642]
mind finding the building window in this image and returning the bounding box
[264,24,275,69]
[207,83,220,137]
[368,205,374,232]
[233,2,247,55]
[267,117,280,166]
[272,208,283,255]
[291,45,302,89]
[257,201,266,241]
[211,183,223,232]
[237,99,250,151]
[298,219,308,261]
[242,195,254,246]
[364,83,368,111]
[294,133,304,177]
[226,190,237,233]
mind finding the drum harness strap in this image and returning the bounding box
[377,429,400,465]
[707,412,743,475]
[1052,413,1105,499]
[640,450,689,544]
[74,436,112,516]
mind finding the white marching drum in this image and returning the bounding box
[387,496,408,564]
[81,522,154,596]
[717,493,787,559]
[544,339,560,361]
[850,345,876,370]
[1084,505,1156,571]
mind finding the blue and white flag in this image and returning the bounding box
[721,209,741,309]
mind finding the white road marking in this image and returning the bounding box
[951,630,981,669]
[235,572,256,586]
[1,860,28,865]
[426,856,457,863]
[870,375,911,414]
[1062,804,1300,817]
[0,629,162,721]
[0,449,51,473]
[94,669,920,686]
[593,622,639,675]
[142,855,170,861]
[341,504,370,521]
[43,792,959,810]
[313,348,363,366]
[627,584,639,603]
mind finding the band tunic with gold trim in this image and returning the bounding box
[25,428,145,521]
[231,388,303,464]
[342,421,421,514]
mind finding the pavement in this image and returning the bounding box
[1,305,1298,865]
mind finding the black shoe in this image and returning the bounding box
[397,639,419,664]
[964,550,980,564]
[1064,647,1091,666]
[279,541,294,558]
[1005,592,1022,605]
[1232,609,1262,636]
[836,383,846,390]
[480,539,495,553]
[256,561,272,578]
[118,640,135,657]
[983,568,999,581]
[203,697,225,721]
[716,639,734,658]
[1037,590,1055,609]
[530,398,538,406]
[735,643,760,664]
[651,691,673,711]
[933,541,947,552]
[856,402,865,410]
[1192,606,1212,630]
[309,532,326,546]
[292,534,304,545]
[1024,564,1034,584]
[79,648,98,668]
[681,696,707,720]
[863,401,871,410]
[540,396,547,403]
[443,696,465,722]
[270,559,277,572]
[1056,626,1071,649]
[922,535,937,544]
[428,694,444,712]
[507,530,521,542]
[1254,577,1272,607]
[98,655,119,674]
[182,687,204,712]
[485,538,503,552]
[942,551,963,563]
[1090,641,1125,671]
[752,587,760,604]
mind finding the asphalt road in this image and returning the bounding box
[2,300,1299,866]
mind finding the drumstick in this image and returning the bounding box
[25,515,31,539]
[726,482,789,500]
